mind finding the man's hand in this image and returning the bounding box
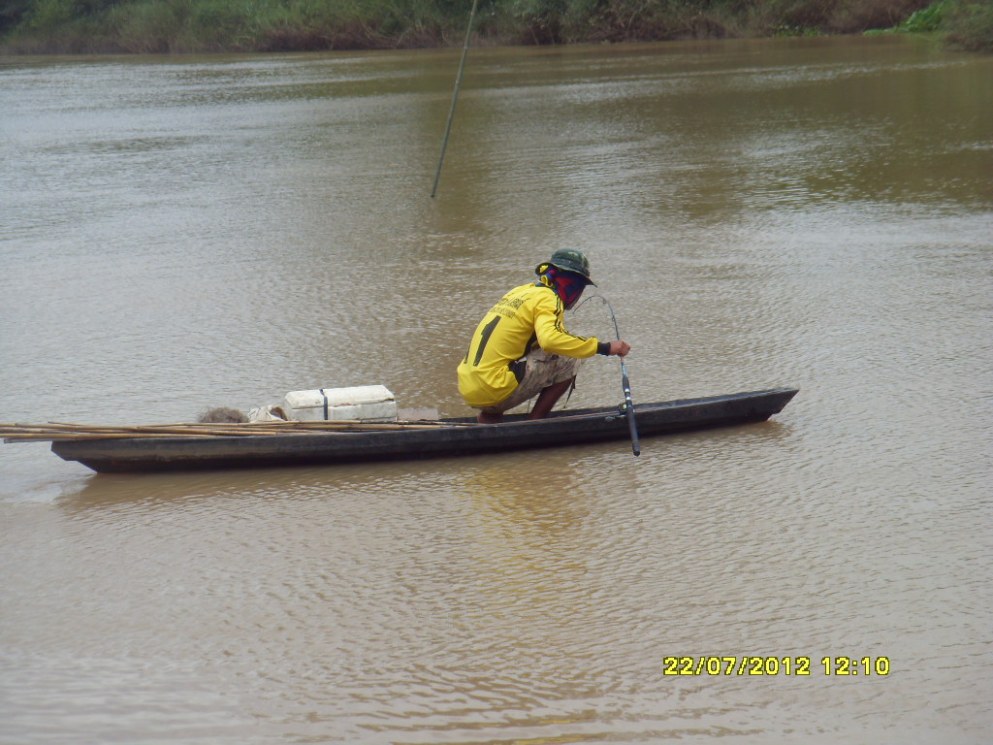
[609,340,631,357]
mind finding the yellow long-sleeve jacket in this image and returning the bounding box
[457,281,601,408]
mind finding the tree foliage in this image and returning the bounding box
[1,0,988,53]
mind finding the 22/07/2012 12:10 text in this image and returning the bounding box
[662,656,891,677]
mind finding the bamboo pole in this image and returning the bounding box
[430,0,479,198]
[0,417,476,443]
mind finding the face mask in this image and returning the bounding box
[544,267,587,309]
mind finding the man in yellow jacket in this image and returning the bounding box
[457,250,631,423]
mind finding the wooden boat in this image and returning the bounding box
[45,388,798,473]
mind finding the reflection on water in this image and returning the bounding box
[1,36,991,744]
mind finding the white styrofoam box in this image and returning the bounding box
[281,385,397,422]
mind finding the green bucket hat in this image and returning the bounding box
[535,249,596,286]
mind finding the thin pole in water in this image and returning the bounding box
[430,0,479,198]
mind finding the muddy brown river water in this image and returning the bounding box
[1,35,991,743]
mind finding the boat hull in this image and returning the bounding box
[51,388,798,473]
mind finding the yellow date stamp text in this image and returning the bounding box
[662,656,891,677]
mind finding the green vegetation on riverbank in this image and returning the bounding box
[1,0,990,54]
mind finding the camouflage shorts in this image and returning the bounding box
[480,348,583,415]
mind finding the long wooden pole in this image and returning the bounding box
[0,418,475,443]
[430,0,479,198]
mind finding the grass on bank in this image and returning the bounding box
[1,0,991,54]
[943,1,993,51]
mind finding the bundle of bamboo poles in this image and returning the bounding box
[0,418,473,443]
